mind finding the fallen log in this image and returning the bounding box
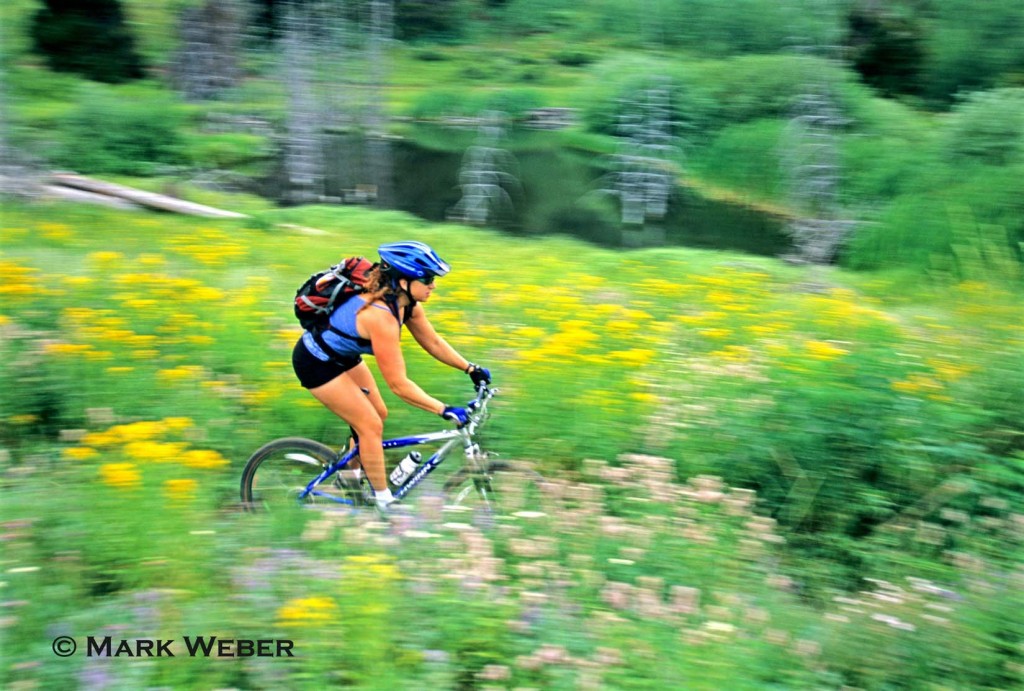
[49,173,248,219]
[40,184,142,211]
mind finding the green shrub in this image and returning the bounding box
[690,119,785,198]
[478,88,545,120]
[591,0,841,54]
[845,165,1024,277]
[544,196,621,245]
[29,0,145,83]
[551,49,596,67]
[841,133,939,202]
[944,88,1024,166]
[185,132,270,170]
[56,85,187,175]
[406,90,474,119]
[413,48,447,61]
[582,55,843,140]
[922,0,1024,103]
[498,0,581,35]
[396,0,469,41]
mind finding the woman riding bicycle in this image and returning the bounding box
[291,241,491,512]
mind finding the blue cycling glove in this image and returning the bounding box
[441,406,470,427]
[466,363,491,387]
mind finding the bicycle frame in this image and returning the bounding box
[299,386,495,505]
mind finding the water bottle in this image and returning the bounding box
[389,451,422,487]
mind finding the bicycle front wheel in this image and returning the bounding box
[442,461,552,521]
[240,437,358,511]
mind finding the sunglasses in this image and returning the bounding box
[413,274,436,285]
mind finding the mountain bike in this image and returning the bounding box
[239,385,548,520]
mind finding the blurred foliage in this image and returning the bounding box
[406,87,546,121]
[921,0,1024,104]
[844,0,926,98]
[395,0,471,41]
[580,54,846,139]
[29,0,145,83]
[53,84,188,175]
[944,88,1024,166]
[688,119,786,200]
[3,2,1024,687]
[1,202,1021,687]
[183,131,271,171]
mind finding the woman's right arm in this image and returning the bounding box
[365,309,446,415]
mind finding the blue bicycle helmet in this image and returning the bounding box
[378,241,451,280]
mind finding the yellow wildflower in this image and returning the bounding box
[181,449,229,469]
[343,554,401,580]
[63,446,99,461]
[610,348,658,366]
[105,366,135,375]
[515,326,546,340]
[100,462,141,489]
[124,441,188,462]
[39,223,72,240]
[9,414,38,425]
[88,251,125,265]
[804,341,849,361]
[164,478,198,503]
[157,366,205,382]
[81,431,118,447]
[276,597,338,626]
[109,421,166,443]
[43,343,94,356]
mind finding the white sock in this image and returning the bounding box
[374,487,395,508]
[351,467,363,481]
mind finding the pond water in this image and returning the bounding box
[267,126,792,257]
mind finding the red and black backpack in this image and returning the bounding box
[293,257,377,331]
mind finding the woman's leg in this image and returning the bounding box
[338,362,386,474]
[345,361,388,422]
[308,370,388,493]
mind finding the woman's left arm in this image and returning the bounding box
[406,304,473,372]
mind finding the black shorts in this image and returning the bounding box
[292,338,361,389]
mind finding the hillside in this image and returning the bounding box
[1,200,1021,687]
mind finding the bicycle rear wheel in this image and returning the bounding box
[442,461,551,522]
[240,437,360,511]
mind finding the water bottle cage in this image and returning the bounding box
[389,451,422,487]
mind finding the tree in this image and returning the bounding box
[395,0,467,41]
[170,0,247,101]
[30,0,145,83]
[845,2,925,98]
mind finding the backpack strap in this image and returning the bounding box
[323,324,372,348]
[381,294,416,326]
[310,324,372,366]
[314,296,410,363]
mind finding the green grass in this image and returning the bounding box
[1,199,1021,688]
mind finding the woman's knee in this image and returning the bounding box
[351,415,384,441]
[376,404,389,422]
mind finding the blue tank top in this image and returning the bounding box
[302,296,403,362]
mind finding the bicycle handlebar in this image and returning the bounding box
[462,384,497,434]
